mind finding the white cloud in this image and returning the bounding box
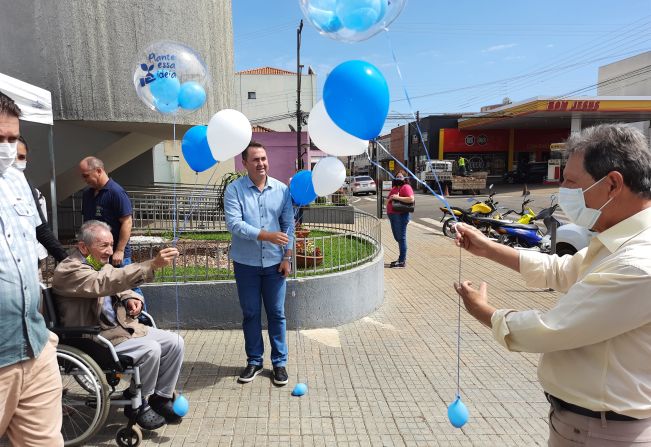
[483,43,517,53]
[546,44,555,48]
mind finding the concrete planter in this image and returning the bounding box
[141,248,384,329]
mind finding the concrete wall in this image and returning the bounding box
[141,248,385,329]
[235,72,317,131]
[598,51,651,96]
[1,0,234,126]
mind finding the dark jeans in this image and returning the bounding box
[388,212,410,263]
[233,262,288,367]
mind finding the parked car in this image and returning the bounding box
[555,223,595,256]
[503,162,548,184]
[345,175,376,195]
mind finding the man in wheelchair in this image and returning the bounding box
[52,220,184,431]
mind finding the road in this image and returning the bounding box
[349,183,568,235]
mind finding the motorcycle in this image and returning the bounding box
[475,200,561,252]
[440,186,501,238]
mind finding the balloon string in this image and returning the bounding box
[171,118,183,396]
[457,245,462,399]
[175,167,219,238]
[385,30,463,399]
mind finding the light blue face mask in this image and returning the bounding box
[558,176,613,230]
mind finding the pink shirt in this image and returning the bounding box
[386,183,414,214]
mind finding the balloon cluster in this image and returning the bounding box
[181,109,252,172]
[289,156,347,207]
[299,0,406,43]
[133,41,209,115]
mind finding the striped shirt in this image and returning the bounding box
[0,166,47,368]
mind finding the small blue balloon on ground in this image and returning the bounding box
[292,383,308,396]
[447,396,469,428]
[173,395,189,417]
[178,81,207,110]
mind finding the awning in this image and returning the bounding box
[0,72,53,125]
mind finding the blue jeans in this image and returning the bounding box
[120,257,146,311]
[233,262,288,367]
[388,212,410,263]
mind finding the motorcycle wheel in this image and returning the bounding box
[442,218,457,238]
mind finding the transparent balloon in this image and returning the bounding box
[299,0,406,42]
[133,40,209,115]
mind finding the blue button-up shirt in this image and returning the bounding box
[224,175,294,268]
[0,167,48,368]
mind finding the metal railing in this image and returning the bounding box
[42,206,381,284]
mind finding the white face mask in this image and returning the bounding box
[558,176,613,230]
[0,141,18,175]
[14,160,27,171]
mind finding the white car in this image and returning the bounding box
[555,223,595,256]
[346,175,376,196]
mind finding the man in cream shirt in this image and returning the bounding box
[454,123,651,446]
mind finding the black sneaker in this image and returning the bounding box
[238,364,263,383]
[149,393,183,424]
[272,366,288,386]
[389,261,406,268]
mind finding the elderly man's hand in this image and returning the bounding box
[125,298,143,317]
[152,247,179,270]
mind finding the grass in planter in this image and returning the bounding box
[150,230,376,281]
[158,231,232,241]
[155,265,232,282]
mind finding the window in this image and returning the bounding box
[247,91,256,100]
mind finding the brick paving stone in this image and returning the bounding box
[65,217,560,446]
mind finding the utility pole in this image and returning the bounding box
[375,141,382,218]
[296,19,304,170]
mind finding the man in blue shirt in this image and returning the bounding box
[224,141,294,386]
[79,156,133,267]
[0,92,63,446]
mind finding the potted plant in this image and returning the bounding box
[294,223,310,239]
[295,239,323,268]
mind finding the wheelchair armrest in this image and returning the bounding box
[52,326,102,337]
[140,311,157,328]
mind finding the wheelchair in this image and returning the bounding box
[42,287,156,447]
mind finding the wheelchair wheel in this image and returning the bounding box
[116,425,143,447]
[58,345,110,447]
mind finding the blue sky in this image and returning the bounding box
[233,1,651,130]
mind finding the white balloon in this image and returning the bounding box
[206,109,252,161]
[308,100,368,156]
[312,156,347,196]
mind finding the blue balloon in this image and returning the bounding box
[290,170,317,206]
[172,395,189,417]
[308,0,343,33]
[154,98,179,114]
[447,396,469,428]
[181,125,217,172]
[291,382,308,396]
[150,70,181,104]
[178,81,207,111]
[323,60,389,140]
[336,0,387,32]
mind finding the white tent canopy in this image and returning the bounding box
[0,72,59,235]
[0,73,53,125]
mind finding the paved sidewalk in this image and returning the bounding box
[87,219,557,446]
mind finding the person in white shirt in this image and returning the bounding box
[453,123,651,446]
